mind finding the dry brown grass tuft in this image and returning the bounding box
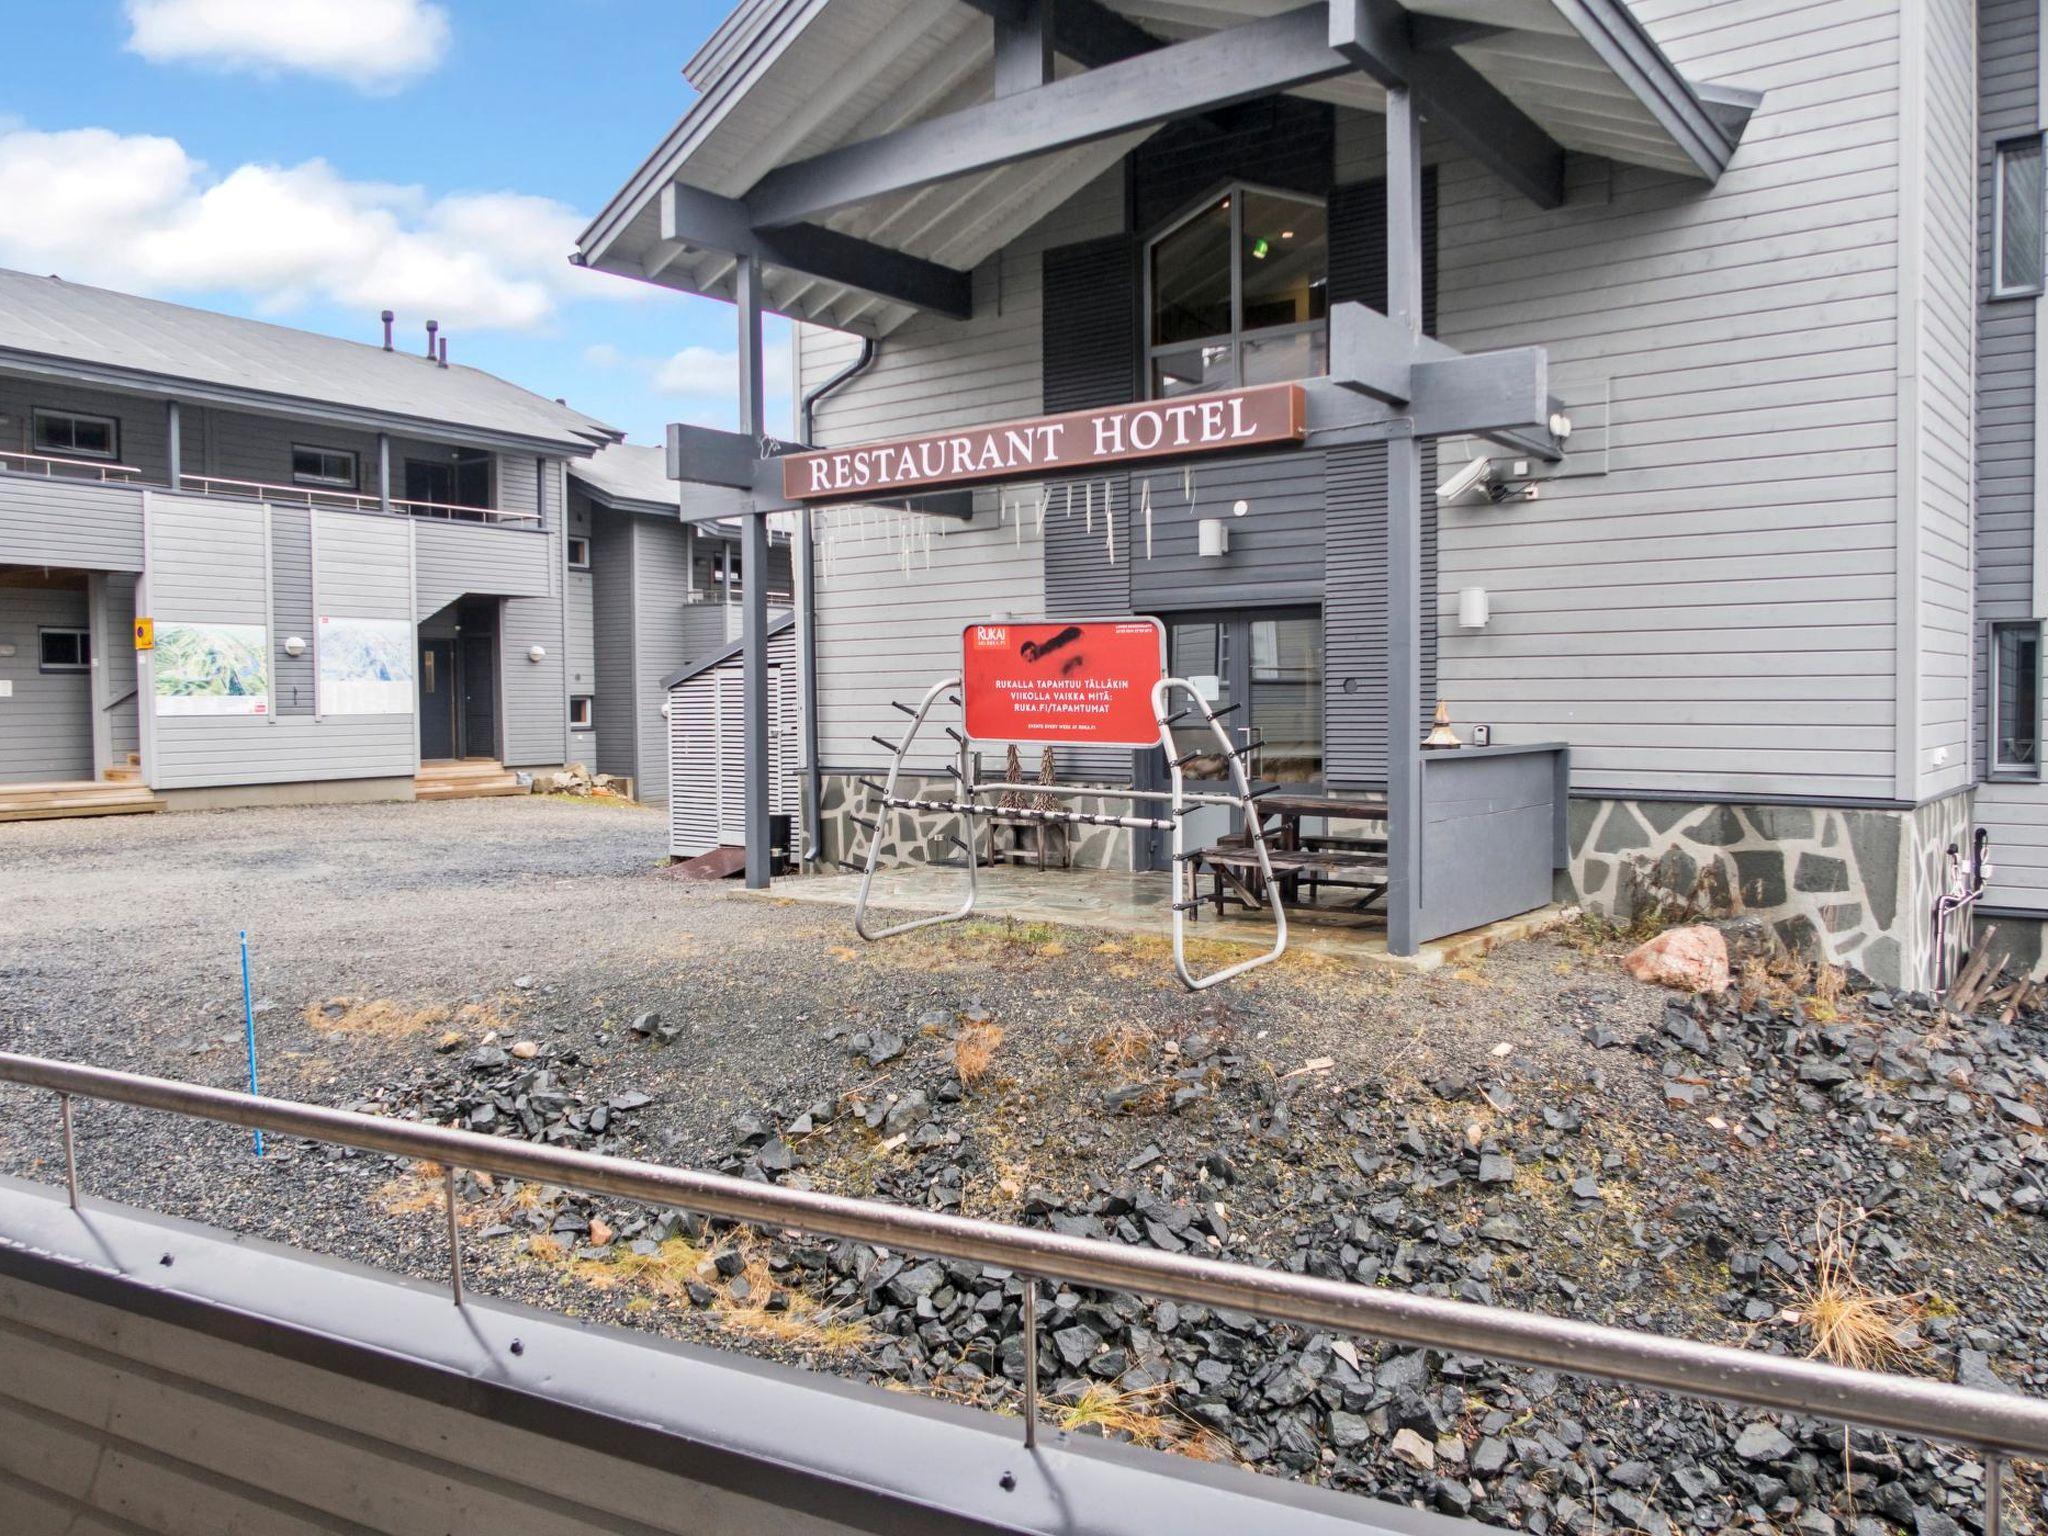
[1788,1201,1925,1372]
[1059,1382,1183,1443]
[1808,962,1847,1022]
[953,1021,1005,1090]
[310,996,514,1040]
[374,1160,447,1216]
[1088,1021,1156,1073]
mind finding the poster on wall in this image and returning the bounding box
[317,615,415,715]
[961,618,1167,747]
[152,622,269,716]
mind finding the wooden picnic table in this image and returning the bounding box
[1186,791,1393,920]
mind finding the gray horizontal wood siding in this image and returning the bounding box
[144,493,416,789]
[1429,0,1907,800]
[0,374,169,483]
[103,574,139,763]
[632,515,699,803]
[0,584,92,783]
[566,496,598,766]
[0,478,144,572]
[414,521,552,618]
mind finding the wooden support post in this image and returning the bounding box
[737,254,773,891]
[1385,86,1425,958]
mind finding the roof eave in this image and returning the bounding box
[0,349,621,459]
[1547,0,1744,181]
[660,612,795,691]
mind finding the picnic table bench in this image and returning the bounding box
[1185,791,1391,920]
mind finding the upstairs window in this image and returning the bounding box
[292,445,358,490]
[1996,136,2046,299]
[1147,185,1328,398]
[33,409,118,461]
[1994,621,2042,775]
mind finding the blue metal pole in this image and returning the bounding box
[239,930,263,1157]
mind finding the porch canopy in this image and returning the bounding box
[575,0,1752,335]
[573,0,1753,951]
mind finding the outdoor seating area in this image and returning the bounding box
[1187,791,1390,922]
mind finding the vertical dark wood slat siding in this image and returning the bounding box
[1324,169,1437,789]
[1042,235,1140,782]
[1133,98,1334,232]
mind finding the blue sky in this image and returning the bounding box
[0,0,793,446]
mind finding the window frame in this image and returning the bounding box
[32,408,119,462]
[39,627,91,673]
[291,444,359,491]
[569,694,594,730]
[1994,134,2047,300]
[566,535,591,570]
[1991,619,2044,778]
[1142,181,1329,400]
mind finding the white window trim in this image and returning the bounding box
[1994,135,2046,300]
[1990,619,2043,778]
[567,536,591,570]
[569,694,594,730]
[291,444,359,490]
[1143,180,1328,400]
[38,627,91,673]
[32,408,118,461]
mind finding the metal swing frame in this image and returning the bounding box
[851,674,1288,989]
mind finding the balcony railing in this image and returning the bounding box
[0,448,143,483]
[176,473,537,524]
[0,452,537,523]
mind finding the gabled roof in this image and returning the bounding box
[579,0,1747,338]
[0,268,621,456]
[569,439,748,522]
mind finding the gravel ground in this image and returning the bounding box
[3,799,2045,1535]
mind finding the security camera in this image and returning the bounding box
[1437,457,1496,502]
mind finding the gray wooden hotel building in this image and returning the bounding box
[578,0,2048,990]
[0,271,767,815]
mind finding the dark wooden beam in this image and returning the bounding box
[956,0,1168,70]
[1328,0,1564,209]
[747,5,1353,228]
[993,0,1053,96]
[656,182,972,319]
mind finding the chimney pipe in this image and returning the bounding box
[380,310,394,351]
[425,319,439,358]
[437,336,448,369]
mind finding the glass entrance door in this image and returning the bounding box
[1141,608,1322,868]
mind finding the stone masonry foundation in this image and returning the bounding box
[1567,789,1974,992]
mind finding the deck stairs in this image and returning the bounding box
[0,778,164,822]
[414,759,525,803]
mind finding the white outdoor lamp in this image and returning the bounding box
[1197,518,1229,558]
[1457,587,1490,630]
[283,635,307,657]
[527,645,547,663]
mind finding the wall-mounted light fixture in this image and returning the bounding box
[1197,518,1229,558]
[283,635,307,657]
[1457,587,1490,630]
[527,645,547,664]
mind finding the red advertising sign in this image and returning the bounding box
[961,618,1167,747]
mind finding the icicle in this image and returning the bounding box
[1106,482,1116,565]
[1065,483,1073,520]
[1084,480,1094,534]
[1183,464,1194,506]
[1035,484,1050,536]
[1141,477,1154,559]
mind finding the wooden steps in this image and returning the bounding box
[414,759,525,802]
[0,780,165,822]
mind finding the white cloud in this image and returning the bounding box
[0,125,623,333]
[653,342,793,406]
[125,0,451,92]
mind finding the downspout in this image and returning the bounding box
[798,335,878,863]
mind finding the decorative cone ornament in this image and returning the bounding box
[1422,700,1463,750]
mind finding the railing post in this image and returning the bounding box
[1985,1452,2004,1536]
[1021,1274,1039,1449]
[59,1093,77,1209]
[444,1164,464,1307]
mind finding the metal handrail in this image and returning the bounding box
[0,449,143,482]
[174,473,538,523]
[0,1049,2039,1521]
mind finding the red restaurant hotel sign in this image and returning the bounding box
[780,383,1307,501]
[962,618,1167,748]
